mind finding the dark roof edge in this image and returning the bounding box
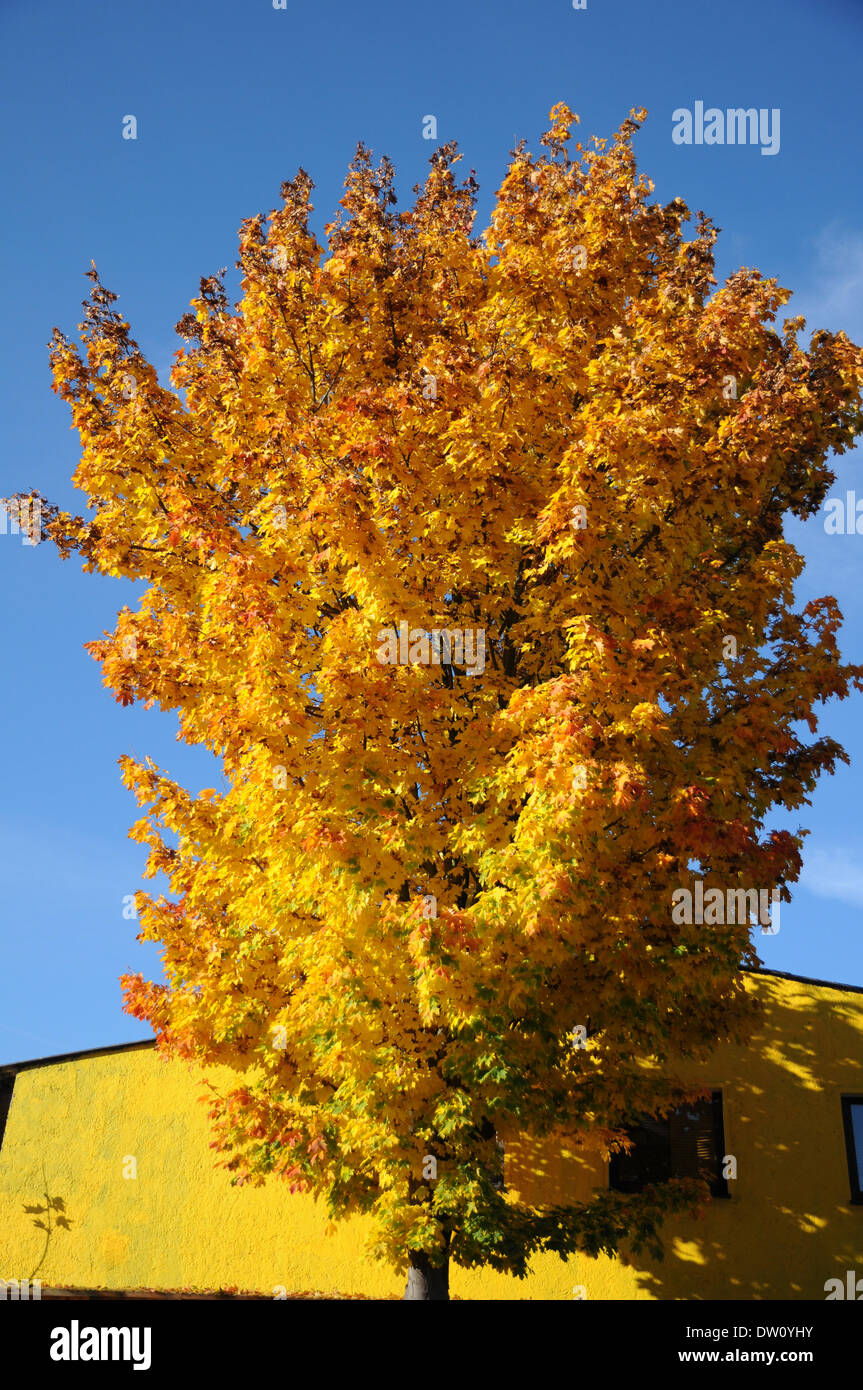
[0,1037,156,1075]
[1,967,861,1073]
[745,966,863,996]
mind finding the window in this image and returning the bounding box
[841,1096,863,1204]
[492,1138,505,1192]
[609,1091,729,1198]
[477,1118,506,1191]
[0,1073,15,1154]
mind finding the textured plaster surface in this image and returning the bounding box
[1,973,861,1299]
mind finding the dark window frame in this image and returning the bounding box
[0,1072,16,1153]
[840,1095,863,1205]
[609,1090,730,1199]
[492,1137,506,1192]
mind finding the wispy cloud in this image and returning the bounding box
[788,225,863,342]
[799,847,863,909]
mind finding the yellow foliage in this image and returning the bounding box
[36,105,863,1280]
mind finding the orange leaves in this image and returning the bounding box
[301,826,348,853]
[120,973,170,1029]
[678,785,711,819]
[611,766,643,811]
[409,907,480,964]
[37,103,863,1281]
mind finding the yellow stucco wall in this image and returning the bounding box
[1,971,862,1298]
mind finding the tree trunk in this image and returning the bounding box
[402,1250,450,1300]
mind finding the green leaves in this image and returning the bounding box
[45,102,863,1283]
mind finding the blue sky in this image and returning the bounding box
[1,0,862,1063]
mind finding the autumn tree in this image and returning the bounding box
[30,105,863,1299]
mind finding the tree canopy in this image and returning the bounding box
[37,104,863,1294]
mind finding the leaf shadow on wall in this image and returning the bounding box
[24,1166,74,1282]
[505,981,863,1300]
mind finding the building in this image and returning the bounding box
[1,968,862,1299]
